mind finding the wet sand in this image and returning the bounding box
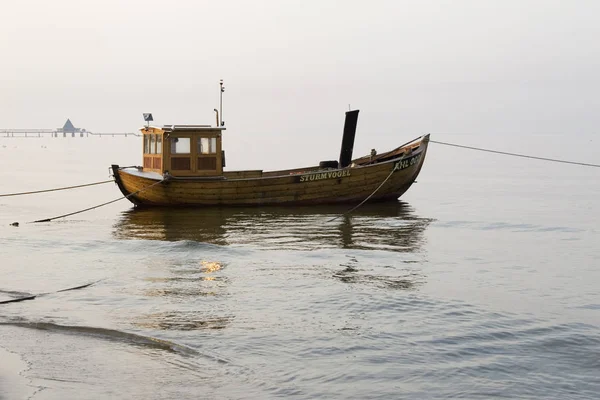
[0,340,33,400]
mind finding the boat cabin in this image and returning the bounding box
[141,125,225,177]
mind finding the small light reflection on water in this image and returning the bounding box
[201,261,222,273]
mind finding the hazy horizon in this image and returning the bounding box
[2,0,599,168]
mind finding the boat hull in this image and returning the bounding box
[112,136,429,207]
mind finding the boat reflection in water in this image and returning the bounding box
[113,201,433,253]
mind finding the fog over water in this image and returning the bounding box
[2,0,600,169]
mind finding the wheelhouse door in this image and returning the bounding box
[142,131,163,173]
[196,135,222,176]
[169,136,193,174]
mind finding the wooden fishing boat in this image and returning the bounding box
[111,109,429,207]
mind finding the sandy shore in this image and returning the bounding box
[0,336,35,400]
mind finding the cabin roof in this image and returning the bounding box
[164,125,225,132]
[142,125,226,132]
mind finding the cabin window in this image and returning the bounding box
[171,137,191,154]
[198,137,217,154]
[150,134,157,154]
[156,135,162,153]
[144,134,151,154]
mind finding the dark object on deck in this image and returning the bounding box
[10,222,18,227]
[339,110,360,168]
[319,160,339,169]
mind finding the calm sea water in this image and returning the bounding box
[1,134,599,399]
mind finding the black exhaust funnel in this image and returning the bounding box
[339,110,359,168]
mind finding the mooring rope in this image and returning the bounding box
[328,164,400,223]
[0,280,102,305]
[328,136,599,222]
[30,178,166,223]
[430,140,600,168]
[12,178,166,225]
[0,180,114,197]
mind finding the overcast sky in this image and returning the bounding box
[1,0,599,167]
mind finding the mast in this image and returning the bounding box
[219,79,225,126]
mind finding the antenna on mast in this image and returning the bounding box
[219,79,225,126]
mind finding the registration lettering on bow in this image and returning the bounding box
[394,154,421,171]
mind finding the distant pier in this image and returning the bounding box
[0,119,138,138]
